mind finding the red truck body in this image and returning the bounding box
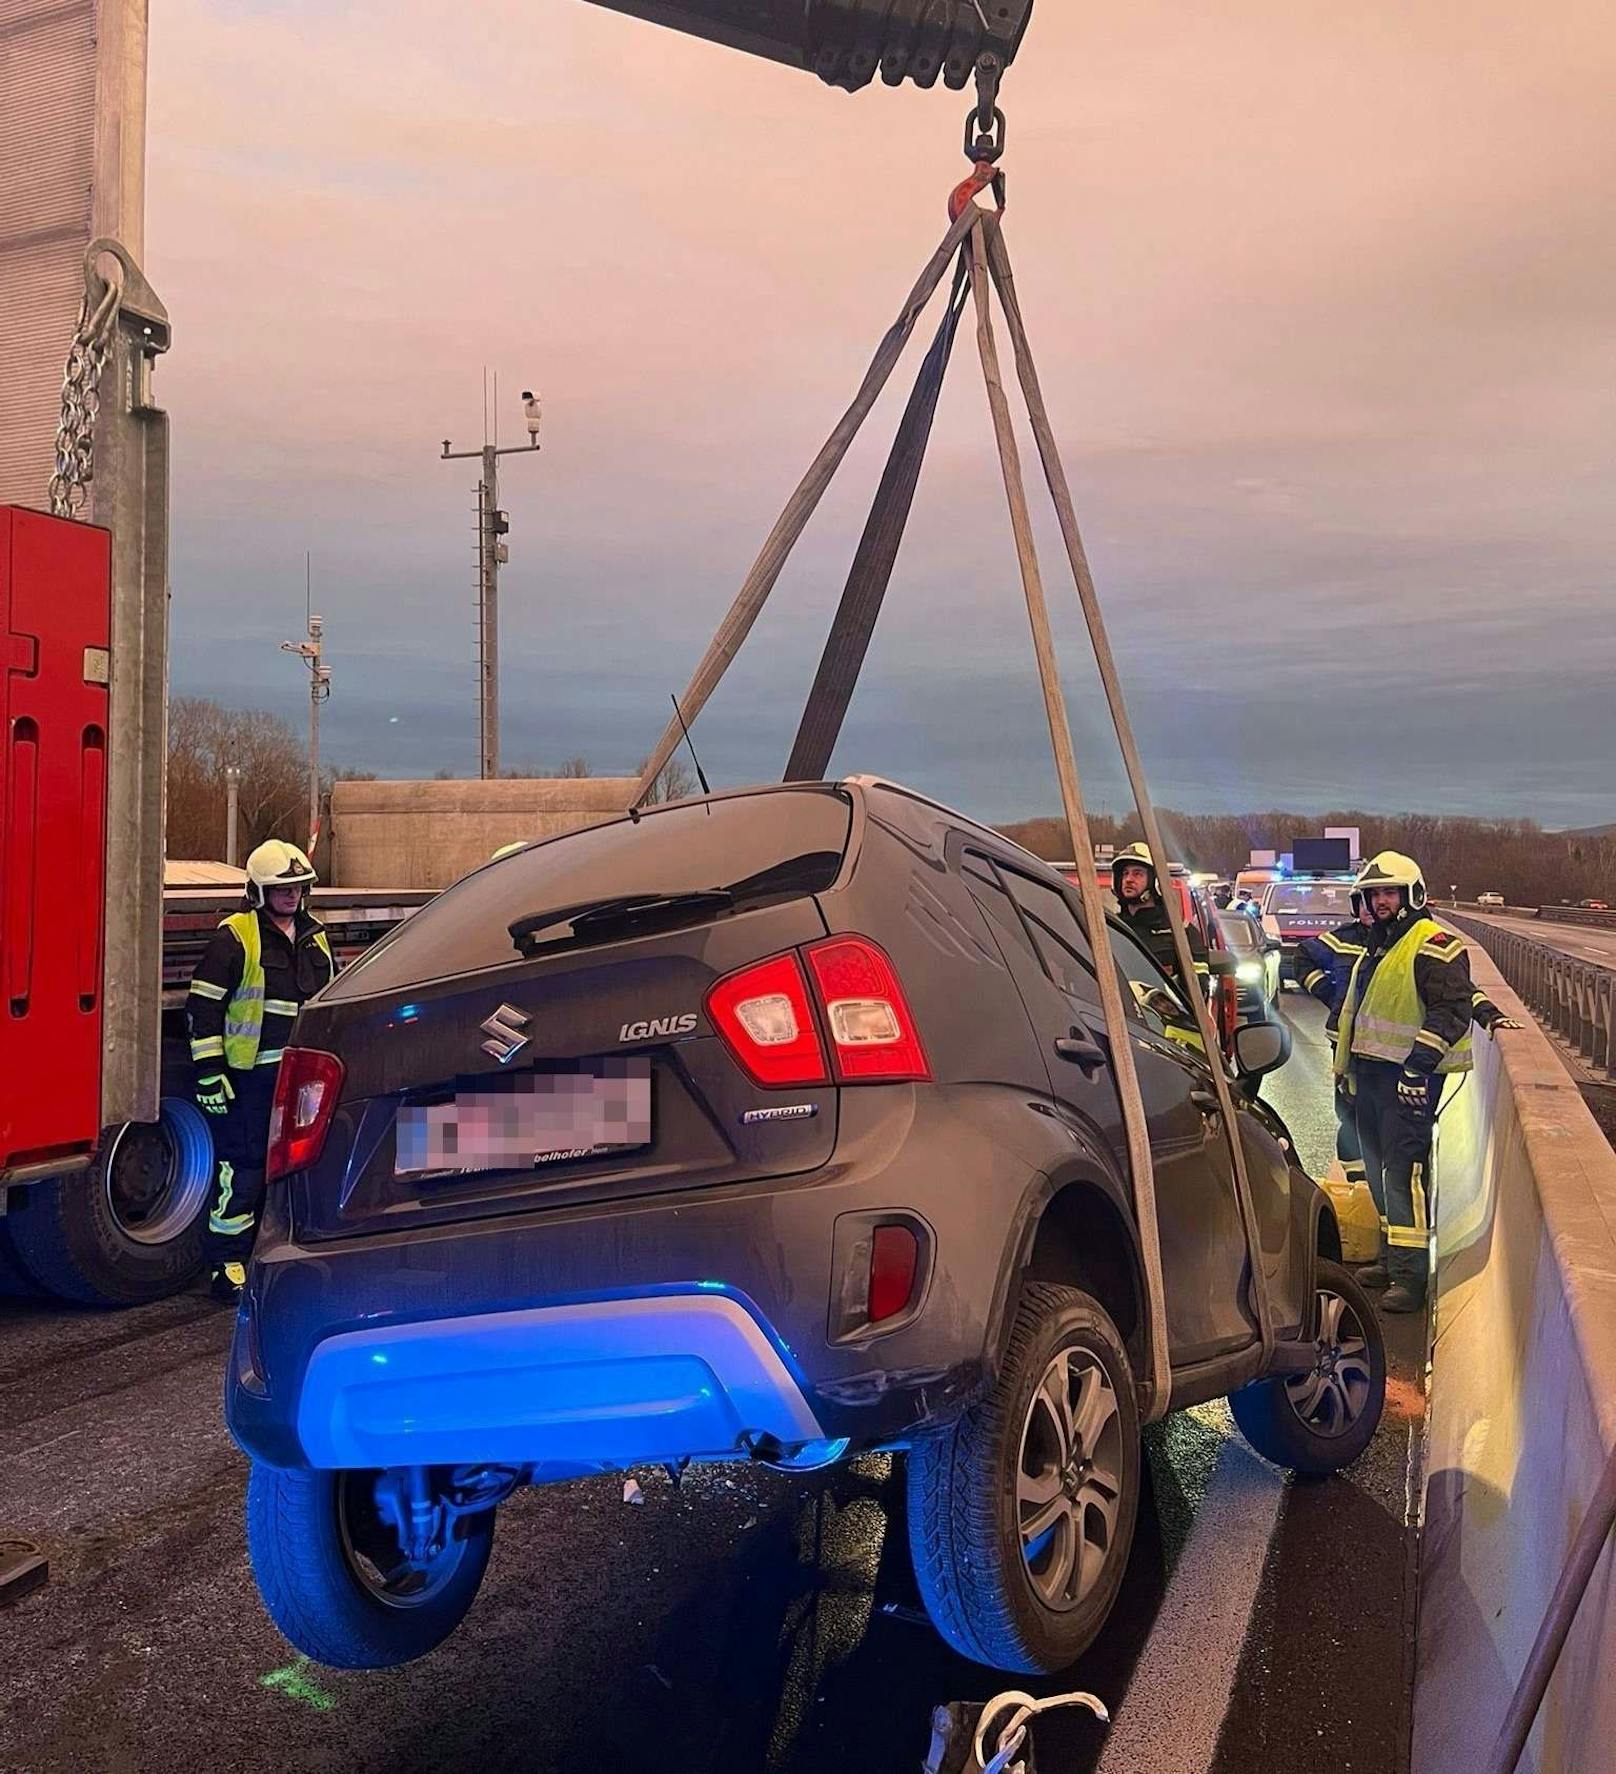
[1,508,111,1176]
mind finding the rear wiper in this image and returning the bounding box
[508,889,733,955]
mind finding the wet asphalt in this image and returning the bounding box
[0,995,1423,1774]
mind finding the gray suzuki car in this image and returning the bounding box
[228,777,1384,1673]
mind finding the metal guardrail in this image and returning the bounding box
[1453,899,1616,929]
[1450,911,1615,1078]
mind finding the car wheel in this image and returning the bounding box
[907,1282,1141,1673]
[6,1101,213,1306]
[1229,1260,1386,1475]
[246,1463,496,1669]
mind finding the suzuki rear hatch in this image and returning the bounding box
[289,787,855,1240]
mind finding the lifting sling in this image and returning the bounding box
[630,168,1276,1421]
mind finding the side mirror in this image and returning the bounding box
[1233,1016,1292,1079]
[1205,952,1238,978]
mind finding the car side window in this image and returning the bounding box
[960,852,1040,969]
[1107,921,1203,1053]
[998,868,1096,1003]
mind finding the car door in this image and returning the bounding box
[961,846,1258,1366]
[1100,921,1262,1366]
[956,846,1127,1159]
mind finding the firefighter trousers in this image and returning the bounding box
[1352,1058,1439,1295]
[205,1066,277,1265]
[1333,1080,1366,1186]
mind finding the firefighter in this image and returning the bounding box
[1111,842,1207,989]
[1297,889,1376,1201]
[1300,886,1519,1221]
[1332,851,1520,1314]
[188,841,333,1303]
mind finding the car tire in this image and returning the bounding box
[5,1104,212,1306]
[907,1282,1141,1674]
[1229,1259,1386,1476]
[246,1463,496,1670]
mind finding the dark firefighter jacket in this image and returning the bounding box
[1116,893,1207,988]
[1298,916,1506,1041]
[186,907,334,1085]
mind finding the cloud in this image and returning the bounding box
[146,0,1615,829]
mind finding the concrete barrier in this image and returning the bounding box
[1413,943,1616,1774]
[329,777,638,888]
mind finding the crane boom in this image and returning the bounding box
[582,0,1034,93]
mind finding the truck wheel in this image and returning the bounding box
[907,1282,1140,1673]
[247,1463,496,1669]
[6,1099,213,1306]
[1230,1260,1386,1475]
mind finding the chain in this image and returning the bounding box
[48,275,122,519]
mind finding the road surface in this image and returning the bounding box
[0,996,1422,1774]
[1457,909,1616,969]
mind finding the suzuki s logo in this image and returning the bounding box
[480,1003,531,1065]
[619,1013,699,1043]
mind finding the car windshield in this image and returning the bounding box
[325,787,853,997]
[1268,881,1356,919]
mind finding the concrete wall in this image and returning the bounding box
[1,0,149,509]
[1414,945,1616,1774]
[328,778,637,889]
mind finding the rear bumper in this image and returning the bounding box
[227,1086,1058,1472]
[291,1291,825,1471]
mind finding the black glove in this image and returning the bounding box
[1396,1070,1435,1117]
[196,1073,235,1117]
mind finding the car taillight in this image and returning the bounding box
[705,953,829,1088]
[266,1048,346,1180]
[805,935,930,1083]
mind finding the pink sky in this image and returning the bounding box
[145,0,1616,821]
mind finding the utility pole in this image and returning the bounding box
[282,557,331,857]
[441,378,540,779]
[224,765,240,867]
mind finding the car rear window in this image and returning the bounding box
[1215,912,1262,953]
[1267,881,1356,919]
[325,788,853,998]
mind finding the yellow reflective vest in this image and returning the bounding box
[1334,915,1473,1078]
[189,910,333,1073]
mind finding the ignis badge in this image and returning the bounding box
[618,1013,699,1043]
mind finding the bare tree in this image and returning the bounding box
[636,755,696,805]
[555,755,592,779]
[167,698,307,864]
[997,808,1615,905]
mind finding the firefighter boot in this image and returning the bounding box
[210,1261,247,1305]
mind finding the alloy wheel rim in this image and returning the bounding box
[1284,1287,1374,1439]
[1016,1346,1124,1612]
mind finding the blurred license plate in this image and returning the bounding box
[395,1061,652,1176]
